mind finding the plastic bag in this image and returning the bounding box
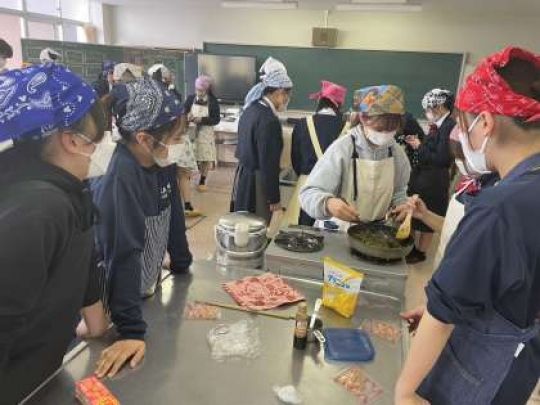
[207,319,261,361]
[323,257,364,318]
[273,385,302,404]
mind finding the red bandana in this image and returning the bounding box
[456,47,540,123]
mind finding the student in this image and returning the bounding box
[395,112,426,170]
[91,77,193,378]
[404,89,455,264]
[231,69,293,223]
[299,85,410,226]
[288,80,347,226]
[148,63,182,100]
[244,56,287,109]
[0,38,13,74]
[0,64,110,403]
[185,75,221,192]
[395,46,540,405]
[93,60,116,99]
[39,47,61,64]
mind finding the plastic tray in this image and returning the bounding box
[323,328,375,362]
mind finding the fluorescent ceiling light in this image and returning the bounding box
[335,3,422,12]
[221,1,298,9]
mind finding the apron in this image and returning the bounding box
[433,180,473,269]
[176,134,198,172]
[344,133,395,223]
[418,311,540,404]
[189,103,216,162]
[285,115,324,226]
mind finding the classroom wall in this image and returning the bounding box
[0,13,23,68]
[110,3,540,71]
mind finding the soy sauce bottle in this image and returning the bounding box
[293,302,308,350]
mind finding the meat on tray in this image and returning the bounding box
[184,302,221,320]
[222,273,304,311]
[361,319,402,345]
[75,376,120,405]
[334,367,384,405]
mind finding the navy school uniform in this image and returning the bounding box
[291,112,345,225]
[418,153,540,404]
[91,143,192,341]
[231,99,282,223]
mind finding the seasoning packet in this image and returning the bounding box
[322,257,364,318]
[361,319,402,345]
[183,302,221,320]
[334,367,384,405]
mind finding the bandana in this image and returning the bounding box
[243,69,293,109]
[114,78,182,133]
[310,80,347,107]
[355,85,405,116]
[422,88,453,110]
[113,63,143,82]
[39,48,61,64]
[195,75,212,91]
[0,64,97,142]
[148,64,172,82]
[456,47,540,123]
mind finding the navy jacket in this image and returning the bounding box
[235,99,283,205]
[184,93,221,127]
[291,113,345,175]
[91,144,192,340]
[417,115,455,169]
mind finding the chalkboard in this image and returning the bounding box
[204,42,464,117]
[21,39,185,93]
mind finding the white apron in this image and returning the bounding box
[189,103,216,162]
[432,181,472,268]
[344,133,395,223]
[285,115,324,226]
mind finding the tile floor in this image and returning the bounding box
[184,165,540,404]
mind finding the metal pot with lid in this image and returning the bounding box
[215,212,268,267]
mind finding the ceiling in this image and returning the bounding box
[98,0,540,16]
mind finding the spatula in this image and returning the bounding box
[395,194,418,240]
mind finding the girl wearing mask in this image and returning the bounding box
[91,78,192,379]
[404,89,455,264]
[184,75,221,192]
[300,85,411,227]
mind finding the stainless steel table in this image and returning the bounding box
[24,261,407,405]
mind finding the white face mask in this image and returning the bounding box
[77,132,117,178]
[364,127,396,147]
[458,115,491,175]
[425,110,436,123]
[154,142,183,167]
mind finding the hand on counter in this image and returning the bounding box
[400,305,425,334]
[95,339,146,378]
[326,197,360,222]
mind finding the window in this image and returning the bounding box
[0,0,22,10]
[63,22,86,43]
[25,0,59,17]
[60,0,89,23]
[27,20,56,40]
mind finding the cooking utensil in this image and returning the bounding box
[347,222,414,260]
[395,210,412,240]
[196,300,296,321]
[309,298,323,330]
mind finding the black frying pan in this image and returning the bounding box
[347,222,414,260]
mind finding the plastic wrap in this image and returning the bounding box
[207,320,261,361]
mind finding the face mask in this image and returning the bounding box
[455,159,470,177]
[364,127,396,147]
[458,115,491,175]
[154,142,183,167]
[425,111,436,123]
[77,132,117,178]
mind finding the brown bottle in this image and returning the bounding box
[293,302,308,350]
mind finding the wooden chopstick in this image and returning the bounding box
[196,300,296,321]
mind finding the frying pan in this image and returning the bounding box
[347,222,414,260]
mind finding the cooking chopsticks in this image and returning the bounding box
[196,300,296,321]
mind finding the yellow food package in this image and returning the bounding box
[322,257,364,318]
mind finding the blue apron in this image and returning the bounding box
[418,311,540,404]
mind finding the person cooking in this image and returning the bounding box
[299,85,411,226]
[395,46,540,405]
[404,89,455,264]
[287,80,347,226]
[231,69,293,223]
[184,75,221,192]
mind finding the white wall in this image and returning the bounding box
[110,4,540,71]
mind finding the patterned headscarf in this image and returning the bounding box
[355,85,405,116]
[0,64,97,142]
[422,88,454,110]
[456,46,540,123]
[114,78,182,133]
[148,64,172,82]
[195,75,212,91]
[113,63,143,82]
[243,69,293,109]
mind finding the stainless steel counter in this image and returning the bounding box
[24,261,407,405]
[266,228,409,300]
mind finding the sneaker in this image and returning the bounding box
[197,184,208,192]
[185,208,202,218]
[406,247,427,264]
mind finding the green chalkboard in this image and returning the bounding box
[204,42,464,117]
[21,39,185,92]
